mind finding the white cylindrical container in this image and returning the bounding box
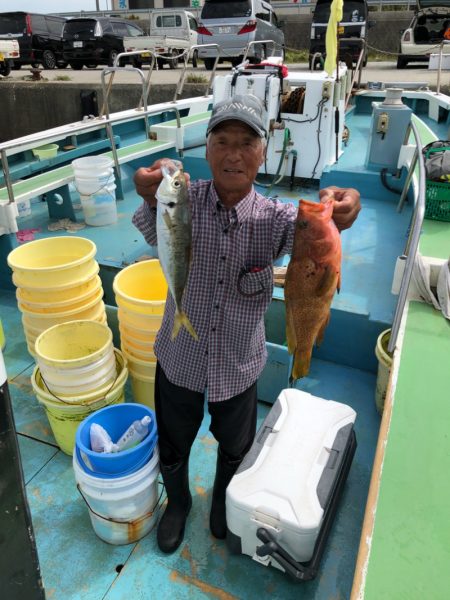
[80,184,117,227]
[73,445,160,545]
[72,156,114,178]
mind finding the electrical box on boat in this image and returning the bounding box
[226,388,357,581]
[212,66,349,180]
[366,88,412,173]
[212,67,282,138]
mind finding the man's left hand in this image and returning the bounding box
[319,186,361,231]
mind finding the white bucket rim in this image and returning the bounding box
[73,445,159,488]
[32,349,127,407]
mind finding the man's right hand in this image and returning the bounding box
[134,158,190,207]
[134,159,165,207]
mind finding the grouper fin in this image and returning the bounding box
[315,313,330,347]
[316,265,339,296]
[171,310,198,341]
[291,349,312,381]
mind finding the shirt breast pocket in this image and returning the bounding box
[237,265,273,298]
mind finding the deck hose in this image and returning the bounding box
[255,128,291,196]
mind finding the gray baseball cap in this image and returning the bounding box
[207,94,266,138]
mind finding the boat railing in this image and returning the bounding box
[102,50,157,117]
[242,39,277,64]
[175,44,222,101]
[344,40,366,111]
[388,118,426,353]
[0,99,186,206]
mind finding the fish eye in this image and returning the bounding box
[173,180,181,188]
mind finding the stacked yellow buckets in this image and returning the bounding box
[113,260,167,409]
[7,237,107,356]
[31,320,127,455]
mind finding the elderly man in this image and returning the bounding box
[132,94,361,554]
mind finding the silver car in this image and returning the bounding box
[197,0,285,70]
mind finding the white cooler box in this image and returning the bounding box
[226,388,357,581]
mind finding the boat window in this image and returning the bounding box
[201,0,252,19]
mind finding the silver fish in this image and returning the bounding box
[156,159,198,341]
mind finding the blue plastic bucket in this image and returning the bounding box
[75,403,157,477]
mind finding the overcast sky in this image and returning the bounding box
[0,0,112,13]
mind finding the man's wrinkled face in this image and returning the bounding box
[206,120,266,202]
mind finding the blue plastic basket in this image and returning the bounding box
[75,403,157,478]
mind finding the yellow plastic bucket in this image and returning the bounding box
[375,329,393,414]
[121,340,155,362]
[35,320,113,369]
[8,237,97,289]
[122,348,156,378]
[32,349,126,406]
[13,260,99,292]
[21,297,105,330]
[17,275,102,310]
[119,323,157,344]
[113,260,167,315]
[129,372,155,410]
[0,318,5,351]
[32,350,127,455]
[120,328,155,352]
[117,306,163,331]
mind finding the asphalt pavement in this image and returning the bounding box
[3,61,450,90]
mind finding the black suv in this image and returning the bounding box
[62,16,144,69]
[0,11,67,69]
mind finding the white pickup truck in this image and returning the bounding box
[0,38,20,76]
[123,9,198,69]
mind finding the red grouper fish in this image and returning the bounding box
[284,199,341,380]
[156,159,198,341]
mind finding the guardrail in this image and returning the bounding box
[54,1,416,20]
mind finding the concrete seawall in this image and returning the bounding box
[0,82,207,143]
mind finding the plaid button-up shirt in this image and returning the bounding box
[132,179,297,402]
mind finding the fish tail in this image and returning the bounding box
[291,349,312,381]
[171,311,198,341]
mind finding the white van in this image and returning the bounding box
[197,0,285,70]
[397,0,450,68]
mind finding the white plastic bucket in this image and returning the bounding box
[72,156,113,177]
[76,173,114,195]
[80,184,117,227]
[73,445,160,545]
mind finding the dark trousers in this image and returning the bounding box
[155,362,258,466]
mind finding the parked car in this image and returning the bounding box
[309,0,372,69]
[0,11,67,69]
[197,0,285,70]
[397,1,450,68]
[62,16,144,70]
[123,9,198,69]
[0,38,20,76]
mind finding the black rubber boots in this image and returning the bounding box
[157,459,192,553]
[210,448,242,539]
